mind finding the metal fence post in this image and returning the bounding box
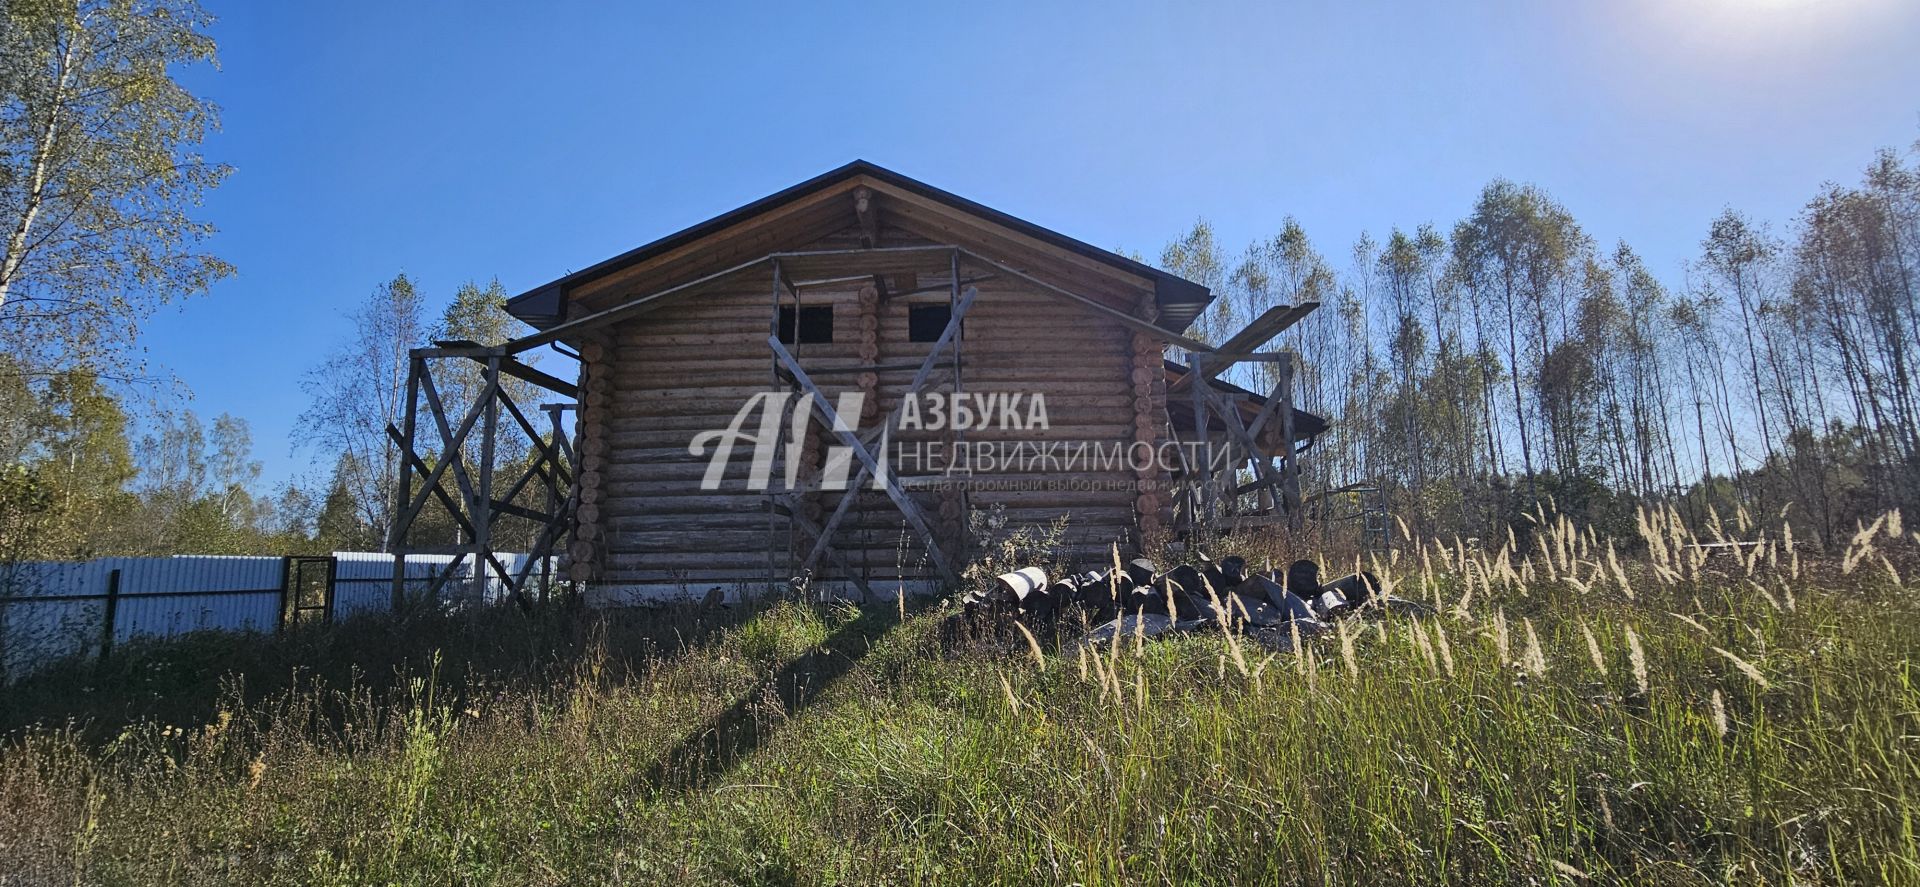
[277,556,292,635]
[97,568,122,670]
[323,556,338,623]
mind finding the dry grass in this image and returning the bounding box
[2,509,1918,885]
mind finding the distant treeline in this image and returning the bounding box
[1160,138,1920,548]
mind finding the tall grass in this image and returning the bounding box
[3,509,1918,884]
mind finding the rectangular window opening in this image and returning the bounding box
[778,305,834,345]
[908,303,956,342]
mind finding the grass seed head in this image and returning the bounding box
[1337,619,1359,678]
[1013,620,1046,671]
[1522,618,1547,677]
[1626,625,1650,698]
[1712,646,1772,690]
[1580,619,1607,675]
[1434,620,1456,676]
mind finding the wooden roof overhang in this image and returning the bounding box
[504,160,1214,336]
[1163,360,1328,455]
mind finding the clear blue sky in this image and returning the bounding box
[147,0,1920,489]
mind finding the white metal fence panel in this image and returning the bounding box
[330,552,465,618]
[1,551,550,681]
[1,560,110,678]
[1,556,282,678]
[110,556,284,638]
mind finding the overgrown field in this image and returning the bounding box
[4,511,1920,885]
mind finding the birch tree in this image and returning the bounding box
[0,0,231,375]
[296,274,426,546]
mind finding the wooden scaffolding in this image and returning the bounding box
[386,244,1321,601]
[384,341,580,610]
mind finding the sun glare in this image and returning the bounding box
[1634,0,1895,54]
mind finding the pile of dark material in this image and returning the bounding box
[952,555,1428,652]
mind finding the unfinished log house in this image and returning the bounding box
[388,161,1324,604]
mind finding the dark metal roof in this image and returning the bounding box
[506,159,1213,332]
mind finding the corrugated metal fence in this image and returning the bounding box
[0,552,552,680]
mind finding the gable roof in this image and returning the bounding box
[505,160,1214,332]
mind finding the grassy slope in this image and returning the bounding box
[4,525,1920,885]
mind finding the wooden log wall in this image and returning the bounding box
[598,278,874,586]
[1131,293,1173,547]
[585,227,1164,589]
[567,330,613,581]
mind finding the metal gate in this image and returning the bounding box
[282,556,336,628]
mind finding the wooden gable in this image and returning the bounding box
[507,161,1212,333]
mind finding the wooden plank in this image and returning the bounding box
[506,255,775,353]
[769,335,961,587]
[766,244,961,279]
[487,355,579,397]
[799,358,957,376]
[1165,304,1316,395]
[1201,384,1286,516]
[1277,356,1301,526]
[388,357,421,611]
[792,285,978,580]
[1246,352,1295,442]
[885,274,995,299]
[391,366,489,535]
[775,496,878,601]
[1190,353,1212,527]
[796,463,872,579]
[505,488,574,598]
[1216,304,1317,360]
[510,246,963,354]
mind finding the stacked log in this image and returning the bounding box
[569,331,613,582]
[855,284,882,427]
[1130,294,1172,545]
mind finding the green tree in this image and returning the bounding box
[126,408,273,553]
[1452,180,1585,497]
[0,355,46,465]
[314,453,376,551]
[208,413,265,530]
[437,278,521,346]
[1160,220,1233,345]
[434,278,540,467]
[35,368,135,556]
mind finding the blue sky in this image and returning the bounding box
[148,0,1920,489]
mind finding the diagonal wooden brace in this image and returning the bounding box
[1244,351,1294,442]
[1199,384,1288,516]
[798,285,979,579]
[774,495,878,602]
[769,336,965,587]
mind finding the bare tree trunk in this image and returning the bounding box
[0,22,79,310]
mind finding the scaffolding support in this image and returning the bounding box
[383,243,1319,600]
[386,342,578,612]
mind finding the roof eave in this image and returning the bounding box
[505,160,1214,332]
